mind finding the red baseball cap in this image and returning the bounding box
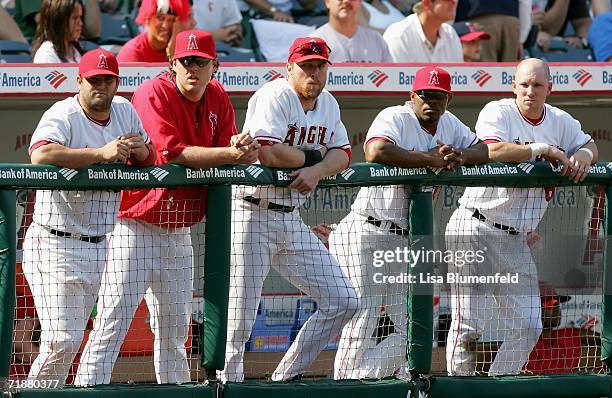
[288,37,332,64]
[173,29,216,60]
[453,22,491,42]
[412,66,452,94]
[78,49,119,78]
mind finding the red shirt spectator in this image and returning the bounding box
[524,328,581,374]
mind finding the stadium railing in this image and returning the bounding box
[0,161,610,398]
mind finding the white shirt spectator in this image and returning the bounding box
[33,41,82,63]
[383,14,463,62]
[310,23,392,62]
[236,0,291,14]
[193,0,242,32]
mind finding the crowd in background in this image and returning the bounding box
[0,0,610,64]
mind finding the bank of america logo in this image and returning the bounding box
[517,163,534,174]
[246,165,263,178]
[572,69,592,86]
[367,70,388,87]
[427,166,443,175]
[263,70,282,81]
[340,168,355,180]
[150,167,169,181]
[606,162,612,172]
[45,70,67,89]
[58,168,77,181]
[471,70,492,87]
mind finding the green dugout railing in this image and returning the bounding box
[0,161,611,398]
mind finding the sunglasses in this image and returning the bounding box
[178,56,212,68]
[294,41,331,57]
[415,90,450,102]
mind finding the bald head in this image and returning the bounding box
[515,58,550,81]
[512,58,552,119]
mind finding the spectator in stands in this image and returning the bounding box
[452,21,491,61]
[590,0,610,17]
[455,0,532,62]
[117,0,192,62]
[359,0,405,34]
[0,4,27,42]
[532,0,591,51]
[589,10,612,61]
[311,0,392,62]
[192,0,243,46]
[383,0,463,62]
[237,0,317,24]
[32,0,86,63]
[14,0,101,40]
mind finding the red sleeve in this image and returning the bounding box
[28,140,55,156]
[365,137,394,147]
[484,138,502,144]
[131,79,187,164]
[212,80,238,147]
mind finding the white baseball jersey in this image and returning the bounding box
[310,24,393,63]
[237,77,351,207]
[352,103,479,228]
[460,98,592,232]
[30,95,150,236]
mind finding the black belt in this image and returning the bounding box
[243,196,295,213]
[366,216,409,236]
[49,229,106,244]
[472,209,519,235]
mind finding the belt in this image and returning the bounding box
[243,196,295,213]
[472,209,519,235]
[49,228,107,244]
[366,216,409,236]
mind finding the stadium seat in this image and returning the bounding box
[0,40,32,63]
[216,41,257,62]
[80,40,100,52]
[98,13,133,45]
[528,37,594,62]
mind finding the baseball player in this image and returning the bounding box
[330,66,489,380]
[219,37,359,383]
[74,30,259,386]
[446,58,598,376]
[23,48,154,388]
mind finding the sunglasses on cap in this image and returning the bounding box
[415,90,450,102]
[295,41,331,57]
[178,56,212,68]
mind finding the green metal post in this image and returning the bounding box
[0,190,16,381]
[407,188,434,375]
[202,185,232,376]
[601,186,612,368]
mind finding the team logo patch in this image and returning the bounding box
[367,70,389,87]
[428,70,439,85]
[187,33,199,50]
[263,70,282,81]
[246,165,264,178]
[58,168,77,181]
[572,69,592,86]
[150,167,169,181]
[45,70,68,89]
[517,163,534,174]
[97,53,108,69]
[471,70,492,87]
[340,168,355,180]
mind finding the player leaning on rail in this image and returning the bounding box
[446,58,598,376]
[24,49,155,388]
[329,66,489,380]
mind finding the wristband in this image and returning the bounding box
[302,149,323,167]
[576,147,594,161]
[530,143,549,157]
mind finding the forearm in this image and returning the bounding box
[461,142,489,165]
[366,143,437,168]
[31,145,103,168]
[170,145,236,168]
[542,0,570,34]
[259,144,306,168]
[245,0,275,15]
[486,142,534,163]
[572,18,591,39]
[575,142,598,163]
[309,148,349,177]
[130,143,156,166]
[83,0,102,39]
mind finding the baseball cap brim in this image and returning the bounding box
[412,86,452,95]
[291,54,332,65]
[460,31,491,42]
[80,69,120,78]
[173,50,215,60]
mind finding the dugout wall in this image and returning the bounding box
[0,162,611,398]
